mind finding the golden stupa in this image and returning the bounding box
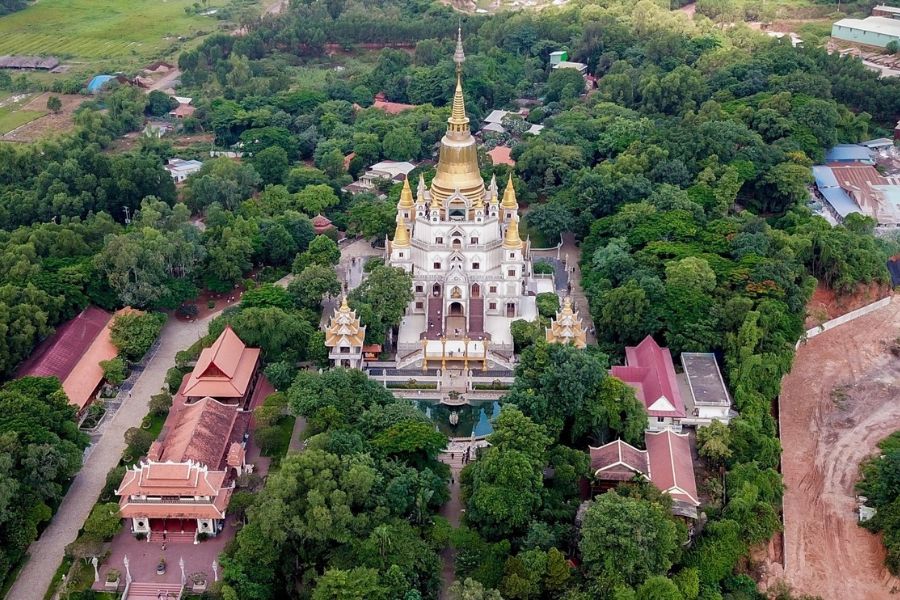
[428,26,486,206]
[546,296,587,349]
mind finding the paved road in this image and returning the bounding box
[6,314,217,600]
[438,454,465,600]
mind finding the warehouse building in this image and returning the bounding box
[832,16,900,48]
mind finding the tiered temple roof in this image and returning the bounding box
[545,296,587,349]
[183,326,260,399]
[324,296,366,349]
[117,460,232,520]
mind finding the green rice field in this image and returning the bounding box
[0,0,236,62]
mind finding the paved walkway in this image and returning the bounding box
[287,416,308,453]
[6,313,218,600]
[438,454,465,600]
[534,233,596,345]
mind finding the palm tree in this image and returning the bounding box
[372,524,392,567]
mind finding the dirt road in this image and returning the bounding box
[764,297,900,599]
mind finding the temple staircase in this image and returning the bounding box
[124,582,182,600]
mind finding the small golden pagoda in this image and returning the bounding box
[546,296,587,349]
[324,296,367,368]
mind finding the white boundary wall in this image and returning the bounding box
[797,295,893,348]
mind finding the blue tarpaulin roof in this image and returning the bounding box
[824,144,874,164]
[812,166,862,218]
[87,75,115,93]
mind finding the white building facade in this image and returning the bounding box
[388,30,550,370]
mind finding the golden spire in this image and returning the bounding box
[561,296,574,316]
[398,176,414,209]
[501,173,518,210]
[393,213,410,247]
[339,295,351,312]
[503,216,523,250]
[428,27,485,206]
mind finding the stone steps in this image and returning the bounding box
[125,581,182,600]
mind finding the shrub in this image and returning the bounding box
[101,465,127,501]
[533,261,555,275]
[264,361,298,390]
[536,293,560,319]
[166,367,187,392]
[149,391,173,417]
[83,502,123,542]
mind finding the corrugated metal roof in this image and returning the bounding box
[825,144,875,164]
[833,16,900,37]
[820,187,862,217]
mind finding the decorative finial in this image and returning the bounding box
[340,295,350,311]
[398,176,414,209]
[501,173,518,210]
[454,21,465,70]
[393,212,410,247]
[503,216,523,250]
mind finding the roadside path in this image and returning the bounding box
[438,452,469,600]
[5,313,218,600]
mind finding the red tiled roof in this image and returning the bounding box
[160,397,240,469]
[371,92,416,115]
[169,104,196,118]
[226,442,245,467]
[610,336,685,418]
[589,440,649,481]
[119,487,233,520]
[16,306,112,380]
[183,326,260,398]
[645,429,699,507]
[488,146,515,167]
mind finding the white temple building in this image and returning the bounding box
[388,30,554,371]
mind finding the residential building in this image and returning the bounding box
[832,16,900,48]
[324,296,367,368]
[16,306,136,415]
[872,5,900,19]
[589,429,700,519]
[169,103,196,119]
[680,352,736,425]
[356,160,418,190]
[553,60,588,74]
[388,30,554,371]
[165,158,203,183]
[610,336,686,432]
[545,296,587,349]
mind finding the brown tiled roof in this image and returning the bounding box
[645,429,699,507]
[169,104,196,118]
[226,442,245,467]
[59,307,139,411]
[183,326,260,398]
[116,461,225,497]
[589,440,649,481]
[160,397,239,469]
[16,306,111,380]
[371,92,416,114]
[119,487,233,520]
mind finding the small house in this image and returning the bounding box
[165,158,203,183]
[610,336,686,432]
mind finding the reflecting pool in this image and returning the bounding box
[413,399,501,439]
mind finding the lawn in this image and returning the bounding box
[0,0,244,68]
[260,415,296,467]
[0,107,45,134]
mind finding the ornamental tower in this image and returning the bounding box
[546,296,587,349]
[428,26,486,206]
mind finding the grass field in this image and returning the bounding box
[0,0,237,65]
[0,92,46,135]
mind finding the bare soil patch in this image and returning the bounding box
[804,282,892,329]
[1,93,86,142]
[761,297,900,599]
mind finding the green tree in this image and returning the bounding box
[100,357,127,386]
[83,502,122,541]
[109,311,166,361]
[288,264,340,310]
[296,184,340,216]
[696,420,732,467]
[536,292,560,319]
[146,90,176,117]
[579,491,683,590]
[293,235,341,273]
[449,578,503,600]
[46,95,62,114]
[253,146,290,186]
[382,127,420,161]
[349,264,413,345]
